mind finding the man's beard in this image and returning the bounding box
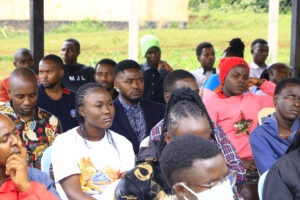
[120,92,142,104]
[42,81,59,89]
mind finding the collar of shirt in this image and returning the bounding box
[118,96,142,112]
[197,67,217,75]
[249,62,268,69]
[6,101,42,122]
[142,62,152,72]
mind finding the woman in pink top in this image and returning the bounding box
[203,57,275,171]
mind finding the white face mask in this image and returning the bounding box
[180,179,235,200]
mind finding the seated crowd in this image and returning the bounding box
[0,36,298,200]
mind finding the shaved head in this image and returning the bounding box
[9,67,37,89]
[0,113,15,130]
[8,67,38,118]
[14,48,32,60]
[13,48,34,69]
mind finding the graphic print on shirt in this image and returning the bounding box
[233,112,253,135]
[79,157,120,195]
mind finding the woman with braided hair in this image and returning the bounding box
[52,83,135,200]
[114,87,245,200]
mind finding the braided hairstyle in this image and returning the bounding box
[156,87,215,157]
[166,100,209,136]
[75,83,105,126]
[162,87,214,136]
[75,83,119,153]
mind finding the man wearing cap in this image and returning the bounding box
[140,35,172,104]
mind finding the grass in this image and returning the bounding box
[0,9,292,79]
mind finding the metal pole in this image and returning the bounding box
[30,0,44,74]
[268,0,279,64]
[128,0,139,61]
[290,0,300,78]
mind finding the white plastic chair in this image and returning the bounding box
[41,145,52,176]
[258,170,269,200]
[257,107,275,125]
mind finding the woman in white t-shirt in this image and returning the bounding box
[52,83,135,200]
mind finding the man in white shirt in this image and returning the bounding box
[249,38,269,78]
[190,42,217,88]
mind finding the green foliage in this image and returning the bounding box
[50,18,107,33]
[0,10,292,79]
[189,0,201,11]
[188,0,291,13]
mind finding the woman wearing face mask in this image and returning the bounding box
[160,134,237,200]
[51,83,135,200]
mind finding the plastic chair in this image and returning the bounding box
[257,107,275,125]
[258,170,269,200]
[41,145,52,176]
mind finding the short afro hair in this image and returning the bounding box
[268,62,289,71]
[41,54,64,69]
[196,42,213,57]
[260,63,290,80]
[159,134,220,185]
[251,38,268,47]
[275,78,300,95]
[95,58,117,71]
[114,59,141,78]
[163,69,195,93]
[14,48,32,61]
[65,38,81,52]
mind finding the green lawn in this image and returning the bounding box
[0,10,292,79]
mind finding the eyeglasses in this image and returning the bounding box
[173,170,236,190]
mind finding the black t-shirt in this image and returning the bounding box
[62,64,95,92]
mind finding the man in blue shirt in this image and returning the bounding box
[38,54,78,132]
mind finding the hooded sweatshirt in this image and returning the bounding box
[250,113,298,174]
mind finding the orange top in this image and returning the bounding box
[0,76,10,103]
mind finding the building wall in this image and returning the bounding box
[0,0,188,22]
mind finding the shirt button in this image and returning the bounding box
[152,83,155,86]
